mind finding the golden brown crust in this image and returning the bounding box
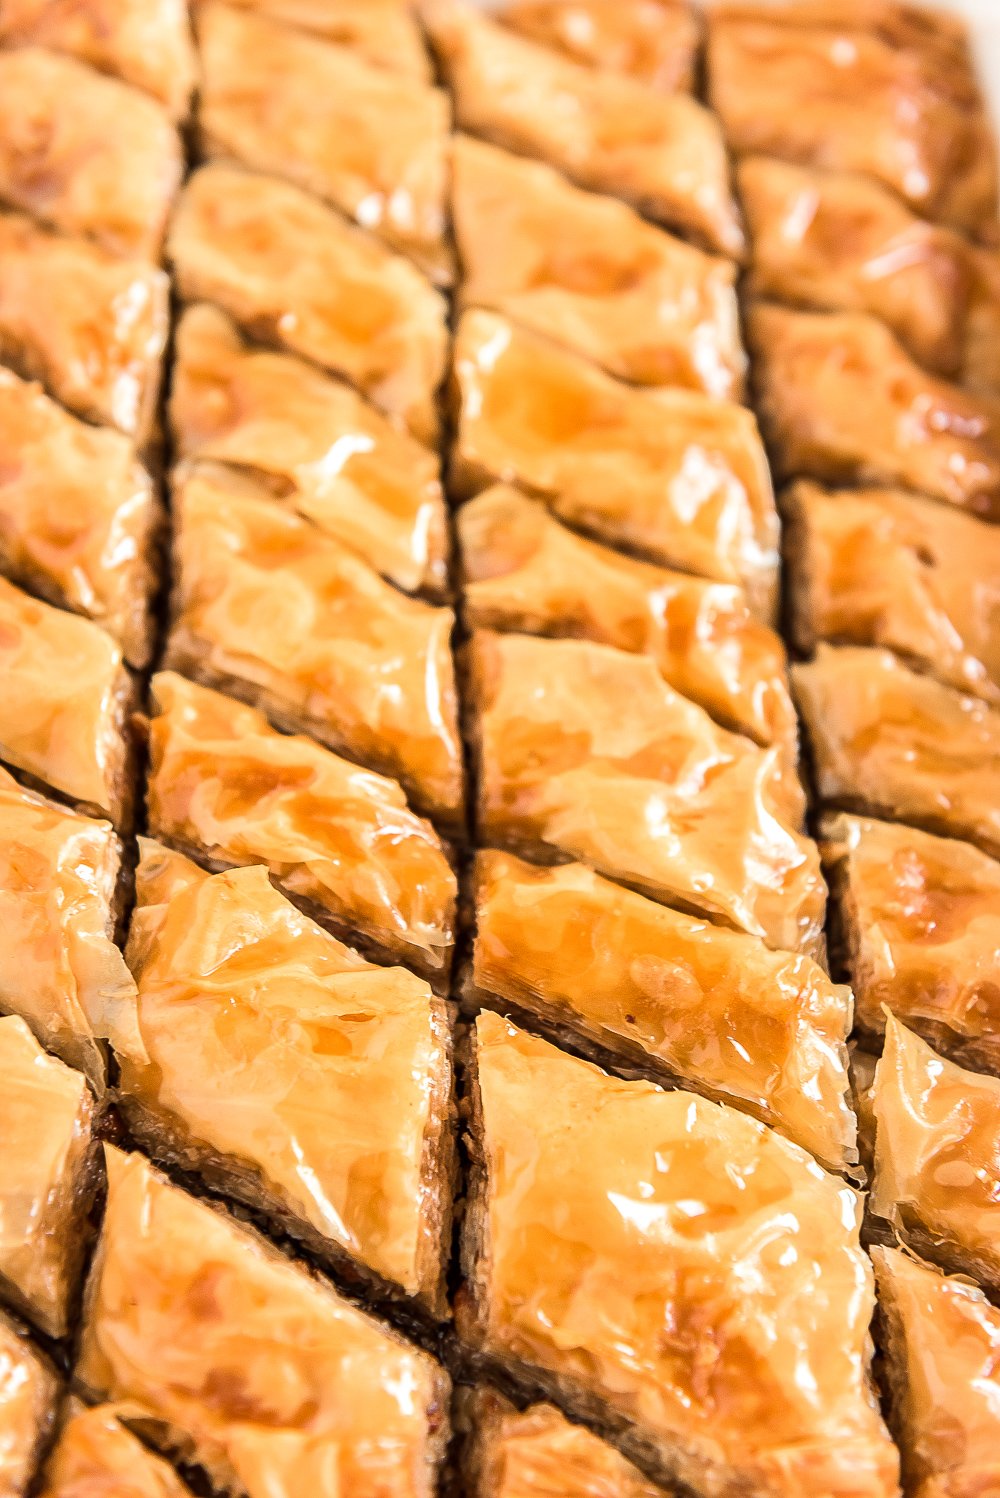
[37,1402,194,1498]
[0,1311,59,1498]
[502,0,699,93]
[195,0,432,78]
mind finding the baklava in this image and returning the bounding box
[502,0,699,91]
[37,1402,194,1498]
[0,1313,58,1498]
[198,0,433,78]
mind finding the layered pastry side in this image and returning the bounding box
[0,214,170,445]
[464,849,855,1171]
[0,767,133,1088]
[0,1312,58,1498]
[459,1013,899,1498]
[783,482,1000,704]
[0,367,159,667]
[0,578,134,828]
[872,1246,1000,1498]
[117,842,454,1312]
[459,1388,672,1498]
[37,1402,194,1498]
[0,1016,95,1339]
[420,0,745,259]
[451,136,746,400]
[748,304,1000,519]
[870,1014,1000,1293]
[192,0,433,78]
[467,630,823,956]
[164,463,463,826]
[76,1148,451,1497]
[196,1,452,283]
[0,46,182,261]
[793,646,1000,860]
[458,485,797,755]
[144,672,457,985]
[822,814,1000,1076]
[170,305,449,597]
[167,163,448,445]
[706,2,998,237]
[450,310,779,621]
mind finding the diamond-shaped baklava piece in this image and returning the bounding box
[198,2,451,283]
[452,311,778,620]
[203,0,432,78]
[0,48,182,260]
[0,579,134,827]
[0,1016,95,1338]
[452,137,745,399]
[468,631,823,955]
[459,486,795,753]
[749,304,1000,518]
[168,164,448,445]
[170,305,448,596]
[145,672,456,984]
[118,844,453,1309]
[461,1013,898,1498]
[0,368,158,667]
[793,645,1000,859]
[37,1402,193,1498]
[872,1246,1000,1498]
[0,1313,58,1498]
[822,814,1000,1075]
[421,0,744,258]
[502,0,699,92]
[871,1014,1000,1292]
[165,463,462,824]
[466,849,854,1169]
[77,1148,450,1497]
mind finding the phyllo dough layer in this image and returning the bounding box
[502,0,699,92]
[199,0,432,78]
[37,1402,194,1498]
[0,1313,58,1498]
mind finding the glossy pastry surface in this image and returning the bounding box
[0,1313,57,1498]
[0,367,157,667]
[421,0,744,258]
[503,0,698,91]
[465,1014,898,1498]
[166,464,462,822]
[469,850,854,1169]
[204,0,432,77]
[38,1402,194,1498]
[198,2,452,283]
[793,645,1000,859]
[459,486,794,751]
[145,672,456,981]
[452,136,745,399]
[77,1148,450,1498]
[750,304,1000,518]
[170,305,448,595]
[168,164,448,445]
[452,311,778,620]
[470,631,823,955]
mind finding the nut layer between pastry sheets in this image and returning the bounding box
[502,0,699,92]
[0,1311,58,1498]
[36,1402,195,1498]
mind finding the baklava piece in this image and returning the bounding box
[871,1014,1000,1292]
[872,1246,1000,1498]
[198,2,451,284]
[707,3,998,237]
[749,304,1000,519]
[77,1148,450,1497]
[38,1403,193,1498]
[421,0,744,258]
[118,844,453,1310]
[460,1013,898,1498]
[0,768,133,1088]
[793,645,1000,859]
[166,464,462,825]
[964,246,1000,396]
[468,631,823,956]
[145,672,456,984]
[202,0,432,79]
[460,1389,670,1498]
[459,486,796,753]
[0,1314,57,1498]
[0,48,182,260]
[451,137,745,400]
[0,0,197,117]
[784,482,1000,702]
[170,305,448,596]
[502,0,699,92]
[0,214,169,445]
[0,368,158,667]
[169,165,448,446]
[0,578,134,828]
[451,311,778,620]
[465,850,855,1170]
[823,815,1000,1076]
[0,1016,95,1338]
